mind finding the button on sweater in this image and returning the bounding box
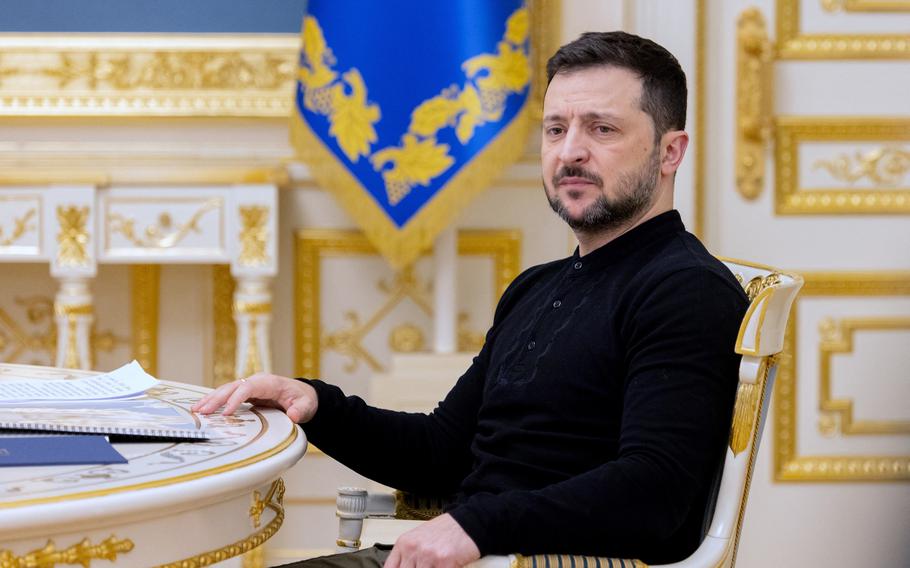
[301,210,748,564]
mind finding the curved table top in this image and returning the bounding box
[0,363,307,565]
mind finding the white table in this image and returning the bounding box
[0,363,306,567]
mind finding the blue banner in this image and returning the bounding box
[292,0,531,268]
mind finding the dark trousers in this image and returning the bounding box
[278,545,393,568]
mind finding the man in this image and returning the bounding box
[194,31,747,567]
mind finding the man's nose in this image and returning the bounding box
[558,128,589,164]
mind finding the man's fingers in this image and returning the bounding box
[383,546,401,568]
[191,382,239,414]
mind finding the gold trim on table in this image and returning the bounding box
[0,535,134,567]
[56,205,91,267]
[158,479,286,568]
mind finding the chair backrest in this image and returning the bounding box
[674,259,802,568]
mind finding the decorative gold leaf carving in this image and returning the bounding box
[0,208,37,247]
[238,206,270,266]
[0,535,134,567]
[56,205,90,267]
[108,198,220,249]
[813,146,910,186]
[389,323,426,353]
[736,8,774,200]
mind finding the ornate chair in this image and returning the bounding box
[335,259,803,568]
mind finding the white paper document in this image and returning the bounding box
[0,361,159,402]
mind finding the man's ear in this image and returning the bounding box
[660,130,689,176]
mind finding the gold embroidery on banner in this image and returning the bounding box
[158,479,286,568]
[298,18,380,163]
[238,206,270,266]
[56,205,90,267]
[736,8,774,201]
[0,535,134,567]
[777,0,910,59]
[817,317,910,435]
[775,118,910,214]
[108,198,221,248]
[0,208,37,247]
[370,7,531,205]
[813,146,910,186]
[775,272,910,482]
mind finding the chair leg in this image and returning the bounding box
[337,487,369,552]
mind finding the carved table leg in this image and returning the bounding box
[234,277,273,377]
[54,277,94,370]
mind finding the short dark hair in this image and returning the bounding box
[546,31,687,139]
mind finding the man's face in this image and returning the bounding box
[541,65,661,233]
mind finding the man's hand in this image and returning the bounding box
[384,513,481,568]
[191,373,318,423]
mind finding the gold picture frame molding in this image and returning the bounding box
[774,271,910,482]
[777,0,910,59]
[774,116,910,215]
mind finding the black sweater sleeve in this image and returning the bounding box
[299,267,540,494]
[447,268,746,560]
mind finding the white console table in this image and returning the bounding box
[0,362,306,567]
[0,184,277,375]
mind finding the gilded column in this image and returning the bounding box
[231,186,278,379]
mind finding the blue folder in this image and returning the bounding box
[0,435,127,466]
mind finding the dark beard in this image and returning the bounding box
[546,149,660,233]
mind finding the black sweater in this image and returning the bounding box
[302,211,748,564]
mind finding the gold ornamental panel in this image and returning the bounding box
[294,229,521,379]
[0,35,298,117]
[817,316,910,435]
[774,271,910,481]
[777,0,910,59]
[774,117,910,214]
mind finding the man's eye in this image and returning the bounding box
[546,127,564,136]
[596,125,613,134]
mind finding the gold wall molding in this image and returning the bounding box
[775,271,910,481]
[238,206,271,266]
[295,229,521,378]
[777,0,910,59]
[0,208,37,247]
[775,117,910,214]
[0,536,133,567]
[821,0,910,11]
[813,146,909,186]
[736,8,775,201]
[56,205,90,266]
[818,316,910,435]
[131,265,159,375]
[0,35,298,117]
[108,198,221,249]
[213,264,237,387]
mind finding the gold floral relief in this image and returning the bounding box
[0,208,38,247]
[56,205,90,267]
[0,36,298,117]
[813,146,909,186]
[736,8,774,201]
[108,198,221,249]
[238,206,271,266]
